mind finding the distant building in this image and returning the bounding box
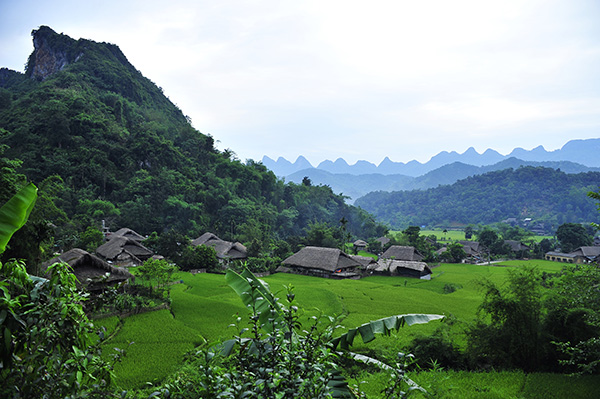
[280,246,361,279]
[381,246,423,261]
[192,232,247,262]
[367,259,432,279]
[42,248,134,291]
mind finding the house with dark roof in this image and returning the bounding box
[96,235,154,267]
[42,248,134,291]
[280,246,361,279]
[353,240,368,252]
[192,232,247,262]
[569,246,600,264]
[351,254,377,269]
[381,246,423,261]
[367,258,432,279]
[109,227,146,242]
[457,241,483,262]
[504,240,530,258]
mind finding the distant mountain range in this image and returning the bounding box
[262,139,600,203]
[262,138,600,177]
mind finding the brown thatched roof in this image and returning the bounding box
[458,241,481,255]
[504,240,530,252]
[192,232,247,260]
[369,258,432,275]
[41,248,133,287]
[570,246,600,259]
[381,246,423,261]
[351,254,377,267]
[353,240,368,247]
[111,227,146,241]
[283,246,361,272]
[96,236,153,262]
[191,232,221,246]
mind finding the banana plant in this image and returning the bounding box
[0,183,37,254]
[223,267,444,397]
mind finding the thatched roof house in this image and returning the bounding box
[504,240,530,253]
[569,246,600,263]
[381,246,424,261]
[368,258,432,279]
[281,246,361,279]
[192,232,247,261]
[42,248,133,291]
[353,240,368,251]
[96,236,153,266]
[109,227,146,242]
[351,254,377,268]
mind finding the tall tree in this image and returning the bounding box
[556,223,592,253]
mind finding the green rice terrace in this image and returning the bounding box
[96,260,600,398]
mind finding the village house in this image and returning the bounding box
[280,246,361,279]
[192,232,248,262]
[353,239,368,253]
[381,245,424,261]
[108,227,146,242]
[367,258,432,279]
[96,235,154,267]
[457,241,483,263]
[544,246,600,264]
[42,248,134,291]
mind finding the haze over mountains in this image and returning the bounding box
[262,139,600,202]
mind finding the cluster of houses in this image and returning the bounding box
[41,228,249,291]
[278,244,432,280]
[41,227,438,290]
[42,224,600,292]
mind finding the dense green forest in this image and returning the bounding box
[355,166,600,229]
[0,26,385,265]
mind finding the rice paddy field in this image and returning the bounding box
[99,260,600,397]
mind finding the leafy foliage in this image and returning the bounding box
[0,260,121,398]
[0,26,386,261]
[356,166,600,229]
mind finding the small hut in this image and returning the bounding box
[96,236,153,267]
[280,246,361,279]
[109,227,146,242]
[368,258,432,279]
[42,248,133,291]
[381,245,424,261]
[192,232,247,262]
[353,239,368,252]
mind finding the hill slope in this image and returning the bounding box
[0,26,386,252]
[354,166,600,229]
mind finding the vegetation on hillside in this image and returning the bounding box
[356,166,600,229]
[0,26,386,269]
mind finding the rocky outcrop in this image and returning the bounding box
[27,26,80,80]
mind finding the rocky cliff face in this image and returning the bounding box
[27,26,80,80]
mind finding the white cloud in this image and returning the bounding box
[1,0,599,164]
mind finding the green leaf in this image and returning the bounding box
[0,183,37,254]
[332,314,444,350]
[225,268,282,332]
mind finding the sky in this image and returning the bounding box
[1,0,599,166]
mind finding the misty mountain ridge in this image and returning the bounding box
[285,157,600,204]
[262,138,600,178]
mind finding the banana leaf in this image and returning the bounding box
[331,313,445,350]
[225,268,282,332]
[0,183,37,254]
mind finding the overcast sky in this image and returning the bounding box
[1,0,599,165]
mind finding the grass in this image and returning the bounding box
[101,260,599,395]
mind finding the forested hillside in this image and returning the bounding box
[0,26,385,264]
[355,166,600,229]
